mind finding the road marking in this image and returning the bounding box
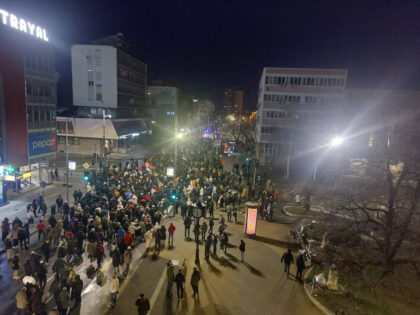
[149,267,167,311]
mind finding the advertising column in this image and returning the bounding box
[244,202,258,237]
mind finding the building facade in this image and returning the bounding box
[256,67,347,173]
[224,88,244,114]
[0,9,58,197]
[146,85,179,135]
[71,34,147,118]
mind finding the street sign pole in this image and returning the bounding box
[66,122,69,202]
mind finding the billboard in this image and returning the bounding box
[28,133,57,156]
[245,207,258,235]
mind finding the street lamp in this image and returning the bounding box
[313,135,345,181]
[330,135,344,147]
[102,110,112,170]
[192,206,203,265]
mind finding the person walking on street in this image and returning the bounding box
[123,246,133,276]
[37,220,46,241]
[190,267,201,298]
[209,217,214,234]
[281,249,294,278]
[71,274,83,307]
[184,217,191,239]
[2,217,10,242]
[16,287,29,315]
[212,235,218,255]
[41,239,51,263]
[233,208,238,224]
[56,195,63,213]
[221,232,229,254]
[201,221,208,240]
[166,260,174,297]
[37,261,47,289]
[12,253,20,280]
[205,235,212,259]
[110,273,120,306]
[239,240,245,262]
[95,241,105,269]
[181,258,187,281]
[296,252,305,282]
[135,293,150,315]
[174,269,185,300]
[168,222,176,246]
[18,227,28,250]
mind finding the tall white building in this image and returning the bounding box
[256,67,347,171]
[72,45,118,109]
[71,34,147,118]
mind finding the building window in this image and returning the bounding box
[96,93,103,101]
[72,137,79,145]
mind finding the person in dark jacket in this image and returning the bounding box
[56,195,63,213]
[18,227,28,250]
[281,249,294,278]
[174,269,185,300]
[24,260,32,276]
[49,215,57,228]
[111,245,121,273]
[296,252,305,282]
[71,274,83,306]
[190,267,201,298]
[239,239,245,262]
[37,262,48,289]
[135,293,150,315]
[41,240,51,263]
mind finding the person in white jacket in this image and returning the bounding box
[110,273,120,306]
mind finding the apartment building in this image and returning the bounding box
[256,67,347,173]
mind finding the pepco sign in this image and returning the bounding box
[28,134,57,156]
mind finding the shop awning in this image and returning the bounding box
[112,119,148,138]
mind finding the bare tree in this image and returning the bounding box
[321,107,420,289]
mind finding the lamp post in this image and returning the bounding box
[313,135,344,182]
[65,119,69,202]
[102,110,111,172]
[192,206,202,265]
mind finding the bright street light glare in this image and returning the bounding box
[331,136,344,146]
[177,133,183,139]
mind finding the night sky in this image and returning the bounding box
[2,0,420,109]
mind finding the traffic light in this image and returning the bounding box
[84,171,89,181]
[245,157,249,162]
[171,194,176,201]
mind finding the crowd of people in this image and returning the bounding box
[1,137,280,315]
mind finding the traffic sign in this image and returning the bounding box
[83,163,89,169]
[69,161,76,170]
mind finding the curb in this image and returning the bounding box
[303,267,334,315]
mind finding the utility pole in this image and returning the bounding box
[102,109,106,169]
[174,102,178,176]
[252,160,257,189]
[65,120,69,202]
